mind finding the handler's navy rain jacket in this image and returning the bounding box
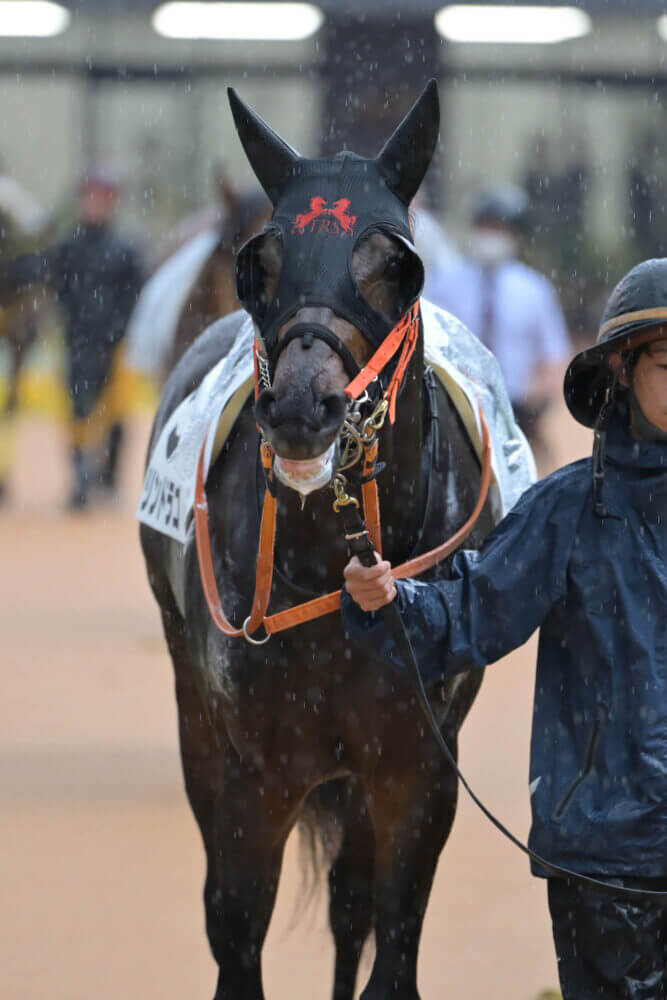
[341,410,667,878]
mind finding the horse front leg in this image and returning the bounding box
[359,739,460,1000]
[327,778,376,1000]
[155,585,287,1000]
[208,742,297,1000]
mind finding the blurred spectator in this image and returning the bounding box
[426,184,570,455]
[1,166,145,509]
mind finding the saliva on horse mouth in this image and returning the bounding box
[272,441,338,508]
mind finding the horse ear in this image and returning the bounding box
[227,88,300,205]
[375,79,440,206]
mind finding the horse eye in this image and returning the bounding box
[383,255,402,279]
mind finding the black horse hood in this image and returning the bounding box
[228,82,439,349]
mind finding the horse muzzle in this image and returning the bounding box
[273,443,337,498]
[255,388,347,496]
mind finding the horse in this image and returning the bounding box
[165,179,269,373]
[140,81,498,1000]
[125,175,269,383]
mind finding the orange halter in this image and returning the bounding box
[193,303,492,642]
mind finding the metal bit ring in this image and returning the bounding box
[242,616,272,645]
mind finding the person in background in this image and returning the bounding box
[1,166,145,509]
[342,258,667,1000]
[427,184,570,457]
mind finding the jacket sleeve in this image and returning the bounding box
[340,472,583,681]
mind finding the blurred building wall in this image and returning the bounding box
[442,18,667,245]
[0,16,321,239]
[0,8,666,300]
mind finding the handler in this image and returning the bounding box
[342,257,667,999]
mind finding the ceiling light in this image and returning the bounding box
[0,1,70,37]
[435,5,591,44]
[153,2,323,41]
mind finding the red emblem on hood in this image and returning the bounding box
[292,196,357,236]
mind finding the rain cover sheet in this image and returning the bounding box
[124,228,220,378]
[137,300,536,544]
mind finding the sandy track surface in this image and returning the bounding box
[1,401,590,1000]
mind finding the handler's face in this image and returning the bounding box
[631,337,667,432]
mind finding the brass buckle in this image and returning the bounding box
[338,419,363,471]
[332,474,360,513]
[361,398,389,439]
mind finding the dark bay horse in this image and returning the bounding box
[163,179,269,374]
[141,82,497,1000]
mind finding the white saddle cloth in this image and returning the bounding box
[137,300,536,545]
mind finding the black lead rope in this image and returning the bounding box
[341,504,667,905]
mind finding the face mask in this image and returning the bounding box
[236,158,424,357]
[228,84,439,365]
[468,229,517,265]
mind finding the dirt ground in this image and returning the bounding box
[1,399,591,1000]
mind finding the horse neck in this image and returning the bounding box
[272,331,425,590]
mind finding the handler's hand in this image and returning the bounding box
[343,554,396,612]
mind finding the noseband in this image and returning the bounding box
[271,322,361,382]
[253,303,421,423]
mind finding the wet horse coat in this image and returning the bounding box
[140,84,504,1000]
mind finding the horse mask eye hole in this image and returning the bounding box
[351,231,424,322]
[236,231,283,318]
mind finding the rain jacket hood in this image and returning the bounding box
[342,409,667,878]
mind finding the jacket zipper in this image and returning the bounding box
[553,704,608,819]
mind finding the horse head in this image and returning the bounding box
[229,82,439,497]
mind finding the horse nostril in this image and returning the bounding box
[255,390,277,429]
[317,393,347,430]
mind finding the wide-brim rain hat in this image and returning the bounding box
[564,258,667,427]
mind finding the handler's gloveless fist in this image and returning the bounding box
[343,554,397,612]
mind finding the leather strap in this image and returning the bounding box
[393,412,492,579]
[193,441,277,637]
[360,437,382,556]
[384,303,421,424]
[274,323,361,381]
[344,304,419,411]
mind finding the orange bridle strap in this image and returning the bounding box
[193,409,492,640]
[253,303,419,419]
[360,436,382,556]
[344,303,420,418]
